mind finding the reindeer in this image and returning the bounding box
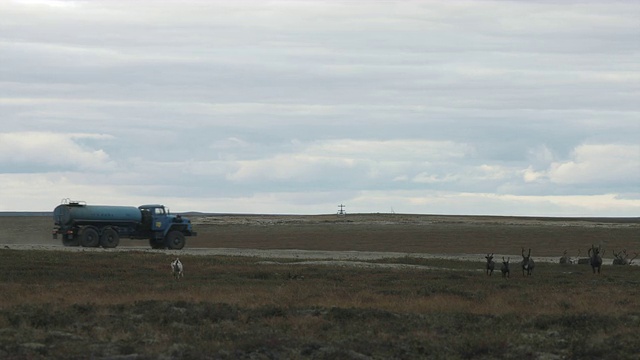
[588,244,603,274]
[612,249,638,266]
[612,249,625,265]
[622,250,637,265]
[626,251,638,265]
[521,248,535,276]
[485,253,495,276]
[501,257,510,278]
[171,258,184,280]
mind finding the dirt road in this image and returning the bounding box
[0,243,615,267]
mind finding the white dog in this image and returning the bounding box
[171,258,183,279]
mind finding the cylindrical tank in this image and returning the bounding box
[53,204,142,227]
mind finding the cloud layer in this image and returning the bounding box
[1,0,639,216]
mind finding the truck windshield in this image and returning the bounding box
[154,208,165,215]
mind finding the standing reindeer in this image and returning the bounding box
[485,253,495,276]
[521,248,535,276]
[501,257,510,278]
[588,244,603,274]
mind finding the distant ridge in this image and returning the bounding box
[0,212,51,217]
[0,211,637,223]
[179,212,639,223]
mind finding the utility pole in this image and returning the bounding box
[337,204,346,216]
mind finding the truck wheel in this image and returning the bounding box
[149,239,166,249]
[165,231,185,250]
[100,228,119,248]
[80,227,100,247]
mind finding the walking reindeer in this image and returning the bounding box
[501,257,510,278]
[521,248,535,276]
[485,253,496,276]
[588,244,603,274]
[171,258,184,280]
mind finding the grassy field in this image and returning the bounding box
[0,214,639,359]
[1,250,640,359]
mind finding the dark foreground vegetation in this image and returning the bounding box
[1,250,640,359]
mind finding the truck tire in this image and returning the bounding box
[80,227,100,247]
[100,228,119,248]
[165,231,185,250]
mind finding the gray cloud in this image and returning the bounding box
[1,0,638,216]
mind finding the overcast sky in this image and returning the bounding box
[1,0,639,216]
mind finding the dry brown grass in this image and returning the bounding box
[1,214,639,359]
[1,248,640,359]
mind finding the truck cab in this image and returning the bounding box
[139,204,197,249]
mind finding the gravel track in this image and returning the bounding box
[3,243,617,266]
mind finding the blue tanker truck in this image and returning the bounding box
[52,200,197,249]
